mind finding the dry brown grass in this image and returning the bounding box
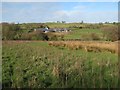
[51,32,69,36]
[48,41,119,54]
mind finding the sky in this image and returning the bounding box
[1,2,118,23]
[1,0,120,2]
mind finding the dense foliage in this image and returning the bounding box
[2,23,20,40]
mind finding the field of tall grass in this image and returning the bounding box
[48,41,118,54]
[2,41,119,88]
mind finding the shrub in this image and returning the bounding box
[84,24,102,29]
[21,31,49,40]
[2,23,20,40]
[101,25,119,41]
[90,33,100,40]
[81,33,100,41]
[46,33,58,41]
[14,34,22,40]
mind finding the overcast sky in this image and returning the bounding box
[2,1,118,23]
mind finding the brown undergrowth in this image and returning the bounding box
[48,41,119,54]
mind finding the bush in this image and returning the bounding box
[84,24,102,29]
[21,31,49,40]
[101,25,118,41]
[90,33,100,40]
[2,23,20,40]
[46,33,58,41]
[81,33,100,41]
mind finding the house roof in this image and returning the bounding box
[35,28,48,31]
[35,28,69,32]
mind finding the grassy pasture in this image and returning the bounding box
[2,41,119,88]
[64,28,103,39]
[46,23,85,28]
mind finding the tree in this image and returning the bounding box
[2,23,20,40]
[62,21,66,23]
[105,22,109,24]
[113,22,116,25]
[80,20,84,24]
[57,21,61,23]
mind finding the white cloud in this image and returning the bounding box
[2,2,61,23]
[2,2,118,23]
[47,4,118,23]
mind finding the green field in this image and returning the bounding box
[64,28,103,39]
[2,41,119,88]
[46,23,85,28]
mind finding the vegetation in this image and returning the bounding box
[21,31,49,40]
[2,23,21,40]
[101,25,119,41]
[2,23,59,41]
[2,41,119,88]
[2,22,119,41]
[2,22,119,88]
[48,41,118,54]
